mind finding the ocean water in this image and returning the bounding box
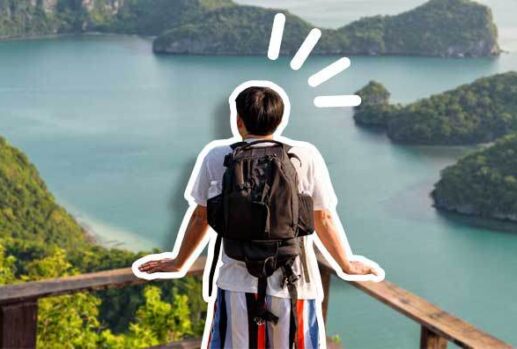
[1,4,517,347]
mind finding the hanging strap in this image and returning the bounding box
[252,276,279,326]
[208,234,222,297]
[281,259,300,349]
[299,238,311,282]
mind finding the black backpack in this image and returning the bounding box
[207,139,315,347]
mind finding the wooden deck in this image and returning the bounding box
[0,254,512,349]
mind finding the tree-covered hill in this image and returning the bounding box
[95,0,234,35]
[0,0,500,58]
[0,0,232,38]
[153,5,312,55]
[0,135,205,346]
[0,135,89,250]
[326,0,499,57]
[353,72,517,145]
[154,0,500,57]
[353,80,397,128]
[432,133,517,222]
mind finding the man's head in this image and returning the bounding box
[235,86,284,137]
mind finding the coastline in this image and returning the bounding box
[74,212,157,253]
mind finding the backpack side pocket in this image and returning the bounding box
[297,193,314,236]
[207,193,225,234]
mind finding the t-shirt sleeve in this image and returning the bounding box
[189,153,210,207]
[310,147,338,210]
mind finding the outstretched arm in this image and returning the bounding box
[138,205,209,273]
[314,209,380,277]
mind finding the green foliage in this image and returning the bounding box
[0,136,205,347]
[432,133,517,221]
[0,0,234,38]
[134,286,193,342]
[96,285,194,348]
[353,81,399,128]
[0,243,16,284]
[0,240,204,348]
[24,248,103,349]
[0,136,91,250]
[100,0,233,35]
[154,0,499,57]
[353,72,517,144]
[153,6,311,55]
[324,0,500,57]
[388,72,517,144]
[0,0,500,57]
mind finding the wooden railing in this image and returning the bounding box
[316,255,512,349]
[0,255,512,349]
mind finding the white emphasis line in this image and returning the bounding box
[268,13,286,60]
[290,28,322,70]
[314,95,362,108]
[308,57,351,87]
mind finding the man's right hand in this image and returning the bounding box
[343,260,380,277]
[138,258,182,273]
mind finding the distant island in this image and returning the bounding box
[0,0,500,58]
[354,72,517,145]
[353,81,397,128]
[0,135,205,346]
[432,133,517,222]
[155,0,500,57]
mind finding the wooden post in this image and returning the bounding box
[420,326,447,349]
[319,266,331,324]
[0,300,38,349]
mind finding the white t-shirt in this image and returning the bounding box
[190,137,338,299]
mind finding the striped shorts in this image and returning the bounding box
[207,287,324,349]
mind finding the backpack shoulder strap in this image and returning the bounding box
[230,141,248,150]
[284,144,302,167]
[208,234,222,297]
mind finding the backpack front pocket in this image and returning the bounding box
[225,191,270,240]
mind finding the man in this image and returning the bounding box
[138,83,382,348]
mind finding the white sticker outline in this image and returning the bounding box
[131,80,385,348]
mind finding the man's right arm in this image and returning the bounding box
[314,209,379,277]
[138,204,209,273]
[309,145,381,278]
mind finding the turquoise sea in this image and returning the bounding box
[1,1,517,347]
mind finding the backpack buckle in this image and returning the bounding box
[281,272,299,288]
[253,316,266,325]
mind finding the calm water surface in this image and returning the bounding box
[1,33,516,348]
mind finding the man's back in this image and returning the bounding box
[136,85,382,349]
[190,137,338,299]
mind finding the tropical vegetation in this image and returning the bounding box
[0,135,205,348]
[154,0,500,57]
[0,0,500,58]
[432,133,517,222]
[353,72,517,145]
[353,80,397,128]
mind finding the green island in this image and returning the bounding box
[432,133,517,222]
[0,0,500,58]
[354,72,517,145]
[353,81,397,128]
[0,135,205,348]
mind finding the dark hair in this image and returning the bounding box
[235,86,284,135]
